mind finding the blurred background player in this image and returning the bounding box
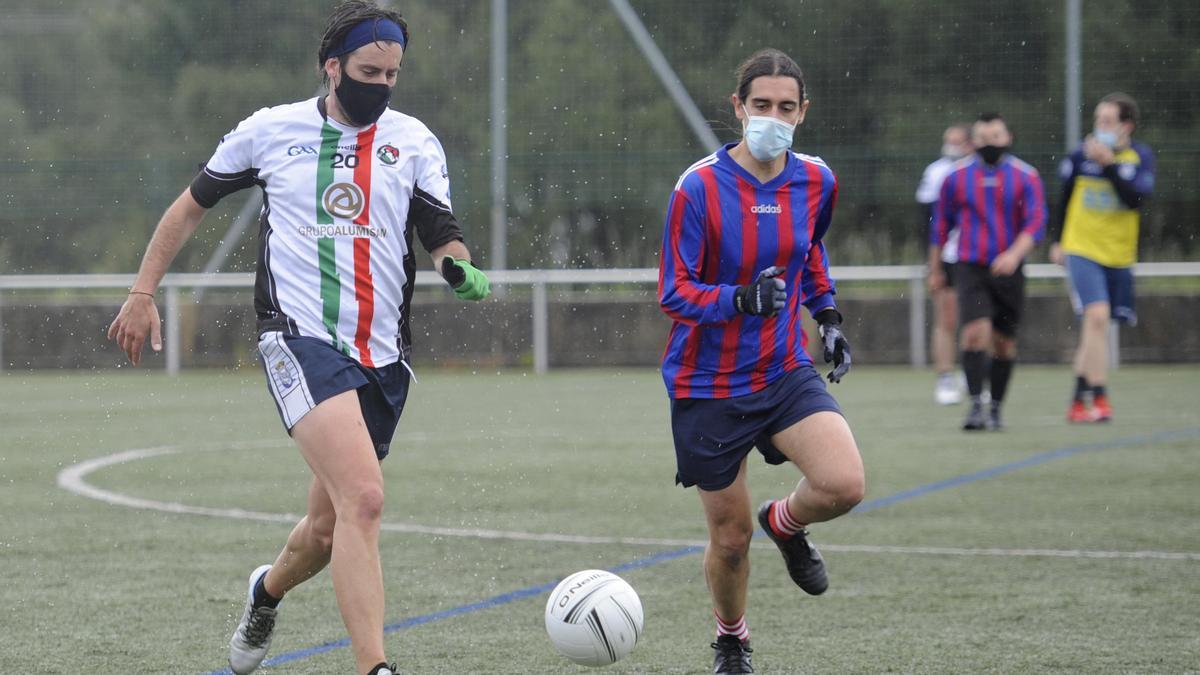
[931,113,1047,431]
[1050,92,1155,423]
[106,3,490,674]
[918,125,973,405]
[658,48,864,674]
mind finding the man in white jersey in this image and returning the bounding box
[918,124,971,405]
[106,3,489,674]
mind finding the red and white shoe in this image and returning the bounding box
[1092,395,1113,422]
[1067,400,1095,424]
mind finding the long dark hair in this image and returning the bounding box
[735,48,806,103]
[318,0,410,82]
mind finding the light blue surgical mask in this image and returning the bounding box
[942,143,967,160]
[1093,129,1119,148]
[742,105,797,162]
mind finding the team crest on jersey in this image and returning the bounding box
[322,182,365,220]
[377,144,400,165]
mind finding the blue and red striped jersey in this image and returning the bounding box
[658,144,839,400]
[931,155,1047,265]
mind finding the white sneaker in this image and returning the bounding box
[229,565,277,675]
[935,372,964,405]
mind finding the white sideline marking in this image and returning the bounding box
[56,445,1200,562]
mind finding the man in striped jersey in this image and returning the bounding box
[931,113,1047,432]
[658,49,864,674]
[106,3,488,674]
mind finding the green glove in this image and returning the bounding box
[440,256,490,301]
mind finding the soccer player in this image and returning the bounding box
[105,3,490,674]
[1050,93,1155,423]
[658,48,864,674]
[931,113,1047,431]
[918,125,972,405]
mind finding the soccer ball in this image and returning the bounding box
[544,569,644,667]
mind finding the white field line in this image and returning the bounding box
[56,445,1200,562]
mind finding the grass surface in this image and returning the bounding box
[1,365,1198,673]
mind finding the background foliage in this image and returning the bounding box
[2,0,1197,274]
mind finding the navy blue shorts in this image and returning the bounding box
[1066,254,1137,325]
[670,364,842,491]
[257,332,411,461]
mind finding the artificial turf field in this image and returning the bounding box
[2,365,1197,673]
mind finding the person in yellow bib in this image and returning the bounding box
[1050,93,1155,423]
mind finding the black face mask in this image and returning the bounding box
[977,144,1009,165]
[335,70,392,127]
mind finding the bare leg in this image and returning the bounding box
[960,316,992,353]
[697,459,754,630]
[769,411,865,526]
[932,286,960,374]
[1075,302,1110,386]
[262,476,337,598]
[290,390,387,674]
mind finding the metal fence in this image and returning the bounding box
[3,263,1198,374]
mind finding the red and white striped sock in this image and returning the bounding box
[715,611,749,642]
[769,498,806,538]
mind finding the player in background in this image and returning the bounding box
[931,113,1046,431]
[658,48,864,674]
[106,3,490,674]
[1050,93,1154,423]
[918,125,972,405]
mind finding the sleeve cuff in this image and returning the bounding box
[719,285,740,320]
[805,293,837,315]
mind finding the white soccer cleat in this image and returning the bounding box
[934,372,964,405]
[229,564,277,675]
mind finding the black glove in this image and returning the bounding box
[733,266,787,317]
[816,308,851,383]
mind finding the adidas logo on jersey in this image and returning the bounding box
[750,204,782,214]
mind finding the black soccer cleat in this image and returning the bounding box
[756,501,828,595]
[711,634,754,674]
[962,400,987,431]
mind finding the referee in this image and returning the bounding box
[930,113,1047,431]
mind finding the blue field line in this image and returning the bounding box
[852,426,1200,514]
[201,426,1198,674]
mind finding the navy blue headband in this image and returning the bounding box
[323,18,407,63]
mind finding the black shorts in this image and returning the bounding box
[257,332,411,460]
[940,259,957,289]
[669,364,842,491]
[954,263,1025,337]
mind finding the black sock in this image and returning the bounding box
[1092,384,1107,399]
[367,663,392,675]
[962,350,989,398]
[1073,375,1089,402]
[990,358,1015,404]
[253,574,281,609]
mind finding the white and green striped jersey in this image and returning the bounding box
[191,97,463,367]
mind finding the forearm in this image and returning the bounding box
[131,189,207,293]
[660,282,737,326]
[431,239,470,269]
[1006,232,1037,262]
[1102,165,1143,209]
[928,245,943,271]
